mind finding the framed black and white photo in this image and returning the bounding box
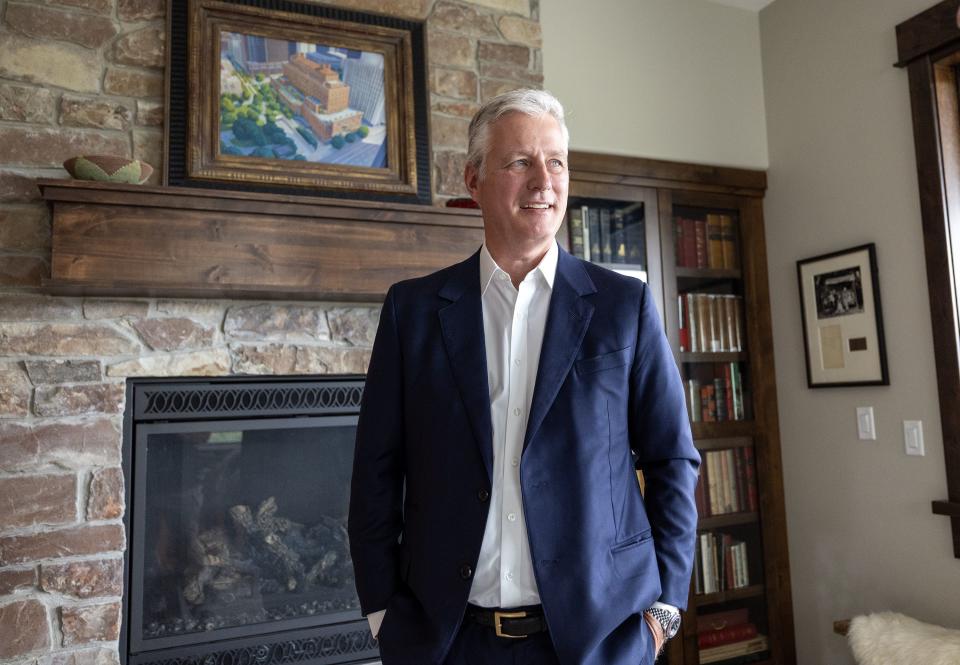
[797,243,889,387]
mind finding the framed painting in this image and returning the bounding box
[164,0,431,203]
[797,243,889,387]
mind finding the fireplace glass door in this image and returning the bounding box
[130,416,360,652]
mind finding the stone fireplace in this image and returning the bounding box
[0,296,378,665]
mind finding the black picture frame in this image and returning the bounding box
[164,0,431,204]
[797,243,889,387]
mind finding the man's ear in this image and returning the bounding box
[464,162,480,205]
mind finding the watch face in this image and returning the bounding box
[666,613,681,638]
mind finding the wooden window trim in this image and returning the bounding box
[897,0,960,557]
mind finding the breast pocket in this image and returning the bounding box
[575,346,633,376]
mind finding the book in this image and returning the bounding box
[584,205,597,261]
[686,379,702,423]
[734,446,747,512]
[714,377,728,422]
[696,294,711,353]
[686,293,700,352]
[612,210,626,263]
[743,446,758,511]
[720,214,738,269]
[719,295,733,352]
[697,608,749,633]
[699,533,715,594]
[730,362,745,420]
[701,384,717,422]
[679,295,690,352]
[706,214,724,269]
[700,622,758,649]
[569,209,585,259]
[694,219,708,267]
[695,470,709,518]
[599,207,612,262]
[626,214,645,265]
[699,635,769,664]
[675,218,685,267]
[683,217,697,267]
[723,364,735,421]
[705,452,721,516]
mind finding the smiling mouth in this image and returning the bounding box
[520,203,553,210]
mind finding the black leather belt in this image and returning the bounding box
[466,604,548,639]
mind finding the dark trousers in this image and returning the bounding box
[441,619,561,665]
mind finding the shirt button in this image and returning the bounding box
[511,458,519,467]
[459,564,473,580]
[507,513,516,522]
[505,571,514,581]
[513,407,521,416]
[477,488,490,502]
[514,358,521,366]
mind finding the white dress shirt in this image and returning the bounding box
[468,240,557,607]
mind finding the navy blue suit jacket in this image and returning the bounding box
[348,247,700,665]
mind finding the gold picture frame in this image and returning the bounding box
[165,0,431,202]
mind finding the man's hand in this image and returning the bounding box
[643,610,665,657]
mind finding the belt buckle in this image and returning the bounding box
[494,610,528,639]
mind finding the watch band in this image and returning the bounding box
[647,606,682,640]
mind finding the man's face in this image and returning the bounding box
[465,112,569,255]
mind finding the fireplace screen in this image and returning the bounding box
[124,378,377,665]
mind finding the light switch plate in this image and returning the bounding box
[904,420,924,456]
[856,407,876,440]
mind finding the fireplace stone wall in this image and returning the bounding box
[0,0,542,662]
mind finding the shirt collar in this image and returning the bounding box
[479,240,558,295]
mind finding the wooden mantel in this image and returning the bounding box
[38,179,484,302]
[37,154,764,302]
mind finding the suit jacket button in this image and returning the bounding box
[459,564,473,580]
[477,489,490,502]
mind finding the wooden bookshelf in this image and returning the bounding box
[568,151,795,665]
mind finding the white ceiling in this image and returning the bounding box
[702,0,776,11]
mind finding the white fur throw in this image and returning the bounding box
[848,612,960,665]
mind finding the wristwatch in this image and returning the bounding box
[647,606,682,641]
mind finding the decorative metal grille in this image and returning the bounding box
[135,382,363,420]
[136,630,377,665]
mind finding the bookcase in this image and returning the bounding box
[565,152,796,665]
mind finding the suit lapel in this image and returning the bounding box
[524,249,596,452]
[438,251,494,481]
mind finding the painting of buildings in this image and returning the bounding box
[218,32,388,168]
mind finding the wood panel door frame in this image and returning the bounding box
[896,0,960,556]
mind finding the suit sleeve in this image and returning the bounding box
[629,282,701,609]
[348,284,406,615]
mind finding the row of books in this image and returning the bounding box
[695,447,759,516]
[679,293,745,353]
[700,634,769,664]
[568,205,646,265]
[685,364,746,423]
[675,214,739,270]
[694,531,752,595]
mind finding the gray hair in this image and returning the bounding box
[466,88,569,178]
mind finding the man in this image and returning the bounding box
[348,89,700,665]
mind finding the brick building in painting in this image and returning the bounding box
[282,54,362,141]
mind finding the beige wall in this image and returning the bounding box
[541,0,768,169]
[761,1,959,664]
